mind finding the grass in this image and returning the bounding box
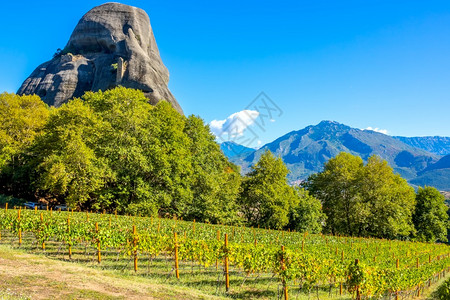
[0,241,227,300]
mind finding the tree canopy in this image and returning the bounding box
[0,88,241,224]
[413,186,448,242]
[304,153,416,239]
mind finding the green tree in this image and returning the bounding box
[0,93,49,196]
[31,99,112,208]
[287,187,325,233]
[413,186,448,242]
[305,153,416,239]
[181,115,241,224]
[80,88,193,214]
[239,150,297,229]
[304,152,363,236]
[359,156,416,238]
[21,87,241,220]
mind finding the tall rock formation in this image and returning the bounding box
[17,3,182,113]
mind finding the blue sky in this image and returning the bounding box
[1,1,450,147]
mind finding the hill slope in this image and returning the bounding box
[220,141,254,158]
[393,136,450,156]
[410,155,450,191]
[230,121,441,184]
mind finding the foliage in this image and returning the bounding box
[0,93,49,169]
[1,88,240,224]
[0,93,49,197]
[31,99,112,207]
[434,277,450,300]
[413,186,448,242]
[304,153,416,238]
[287,187,325,233]
[0,194,25,207]
[181,115,241,224]
[239,150,297,229]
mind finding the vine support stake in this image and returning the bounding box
[355,259,361,300]
[18,208,22,246]
[5,203,7,211]
[96,222,101,264]
[133,225,138,272]
[40,213,45,250]
[67,218,72,259]
[174,231,179,278]
[281,245,288,300]
[224,233,229,292]
[395,258,399,300]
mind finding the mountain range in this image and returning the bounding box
[393,136,450,156]
[224,121,450,191]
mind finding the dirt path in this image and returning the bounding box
[0,245,222,300]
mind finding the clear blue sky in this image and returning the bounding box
[1,1,450,147]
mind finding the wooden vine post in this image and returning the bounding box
[224,233,229,292]
[5,202,7,211]
[355,259,361,300]
[281,245,288,300]
[417,257,421,297]
[133,225,138,272]
[18,208,22,246]
[67,218,72,259]
[95,222,101,264]
[395,258,400,300]
[40,213,45,250]
[174,231,179,278]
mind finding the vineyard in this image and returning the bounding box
[1,206,450,299]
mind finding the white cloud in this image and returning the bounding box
[364,127,389,135]
[210,110,259,138]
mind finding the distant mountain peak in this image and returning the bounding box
[227,120,447,189]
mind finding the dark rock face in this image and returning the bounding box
[18,3,182,113]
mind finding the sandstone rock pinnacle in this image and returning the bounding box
[18,2,182,114]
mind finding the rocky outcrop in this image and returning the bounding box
[18,3,182,113]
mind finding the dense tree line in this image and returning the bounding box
[304,152,448,242]
[0,88,447,241]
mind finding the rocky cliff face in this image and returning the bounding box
[17,3,182,113]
